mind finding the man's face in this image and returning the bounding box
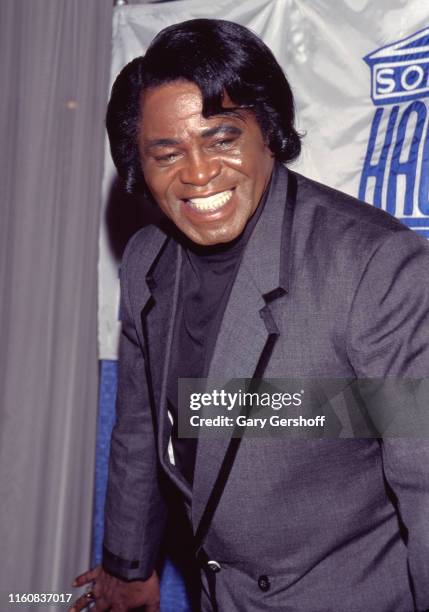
[138,81,274,245]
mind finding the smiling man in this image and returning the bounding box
[70,18,429,612]
[138,82,274,246]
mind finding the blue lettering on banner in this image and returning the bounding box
[359,27,429,237]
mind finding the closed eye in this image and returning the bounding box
[210,138,236,149]
[154,152,181,164]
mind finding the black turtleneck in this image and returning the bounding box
[167,185,270,486]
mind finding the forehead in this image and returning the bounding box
[140,81,204,122]
[138,80,250,138]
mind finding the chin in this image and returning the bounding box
[190,228,241,246]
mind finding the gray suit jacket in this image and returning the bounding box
[103,163,429,611]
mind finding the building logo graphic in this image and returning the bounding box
[359,27,429,238]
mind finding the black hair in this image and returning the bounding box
[106,18,302,193]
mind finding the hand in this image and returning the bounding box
[69,565,160,612]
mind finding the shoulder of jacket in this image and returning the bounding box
[292,171,408,238]
[121,224,168,272]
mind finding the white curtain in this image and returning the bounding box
[0,1,112,609]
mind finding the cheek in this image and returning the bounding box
[224,140,272,172]
[143,166,175,202]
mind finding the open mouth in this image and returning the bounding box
[185,189,234,213]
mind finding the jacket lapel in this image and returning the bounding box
[192,163,296,531]
[140,234,193,501]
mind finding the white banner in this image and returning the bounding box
[99,0,429,360]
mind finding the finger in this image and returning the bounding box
[73,566,101,587]
[69,591,94,612]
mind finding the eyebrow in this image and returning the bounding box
[144,124,243,151]
[200,124,243,139]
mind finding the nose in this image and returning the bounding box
[179,150,221,186]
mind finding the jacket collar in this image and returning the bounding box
[239,161,292,299]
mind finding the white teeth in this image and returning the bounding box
[187,190,233,212]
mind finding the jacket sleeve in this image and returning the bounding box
[102,234,167,581]
[347,228,429,610]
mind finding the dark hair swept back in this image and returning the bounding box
[106,18,302,193]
